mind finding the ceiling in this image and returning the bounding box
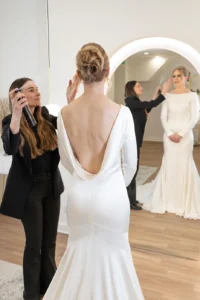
[130,49,180,59]
[125,49,198,79]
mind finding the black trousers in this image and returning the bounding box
[127,147,140,206]
[21,174,60,300]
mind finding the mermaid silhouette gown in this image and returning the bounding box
[43,105,144,300]
[138,92,200,219]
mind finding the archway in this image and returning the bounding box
[109,37,200,77]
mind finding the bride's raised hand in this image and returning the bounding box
[66,74,82,104]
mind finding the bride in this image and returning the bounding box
[137,66,200,219]
[43,43,144,299]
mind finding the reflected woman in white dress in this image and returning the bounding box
[138,66,200,219]
[43,43,144,300]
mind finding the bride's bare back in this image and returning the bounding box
[61,96,121,174]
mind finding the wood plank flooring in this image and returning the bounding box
[0,142,200,300]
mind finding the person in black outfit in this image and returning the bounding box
[0,77,80,300]
[124,78,172,210]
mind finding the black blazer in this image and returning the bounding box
[125,94,165,148]
[0,107,64,219]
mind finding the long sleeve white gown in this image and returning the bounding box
[43,106,144,300]
[137,92,200,219]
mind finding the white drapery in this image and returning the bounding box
[0,97,11,203]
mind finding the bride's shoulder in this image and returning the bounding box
[121,106,134,125]
[190,92,199,101]
[167,88,192,94]
[60,103,76,120]
[120,104,131,115]
[60,105,69,115]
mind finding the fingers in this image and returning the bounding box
[73,74,82,86]
[168,77,173,85]
[9,88,19,100]
[169,135,177,142]
[13,95,28,109]
[156,86,161,92]
[169,137,179,143]
[67,76,81,92]
[11,92,25,105]
[18,98,28,107]
[17,99,28,108]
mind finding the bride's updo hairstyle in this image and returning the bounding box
[172,66,191,82]
[76,43,110,83]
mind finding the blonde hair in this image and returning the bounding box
[173,66,191,81]
[76,43,109,83]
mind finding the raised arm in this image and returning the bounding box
[125,78,172,113]
[121,109,137,187]
[126,94,165,111]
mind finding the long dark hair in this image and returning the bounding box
[9,78,58,158]
[125,81,138,98]
[9,78,32,113]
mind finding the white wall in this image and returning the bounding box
[0,0,49,104]
[114,64,126,105]
[126,56,167,82]
[190,75,200,91]
[107,74,115,101]
[48,0,200,107]
[48,0,200,233]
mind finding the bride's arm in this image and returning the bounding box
[178,93,200,137]
[160,101,174,136]
[121,109,137,187]
[57,115,74,175]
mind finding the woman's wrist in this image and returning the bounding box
[10,114,21,134]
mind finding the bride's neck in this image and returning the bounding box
[174,84,187,92]
[83,81,105,98]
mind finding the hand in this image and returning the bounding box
[155,86,162,96]
[169,133,182,143]
[10,88,28,119]
[161,78,173,95]
[66,74,82,104]
[152,86,162,100]
[155,86,162,95]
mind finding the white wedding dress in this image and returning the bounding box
[43,106,144,300]
[137,92,200,219]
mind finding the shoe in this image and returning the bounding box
[135,200,139,204]
[130,204,142,210]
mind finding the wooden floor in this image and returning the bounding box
[0,142,200,300]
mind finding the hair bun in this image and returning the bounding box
[76,43,109,83]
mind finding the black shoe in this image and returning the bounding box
[130,204,142,210]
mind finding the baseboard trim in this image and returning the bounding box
[58,222,69,235]
[144,137,163,142]
[143,140,162,143]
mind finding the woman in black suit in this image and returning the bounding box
[0,77,79,300]
[124,79,172,210]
